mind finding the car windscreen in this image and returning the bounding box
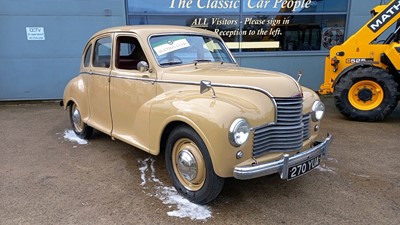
[149,34,235,66]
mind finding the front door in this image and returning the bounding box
[109,34,156,150]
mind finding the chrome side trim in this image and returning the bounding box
[110,74,156,83]
[290,75,303,96]
[91,72,110,77]
[80,71,110,77]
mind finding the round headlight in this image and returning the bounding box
[312,100,325,121]
[229,118,250,147]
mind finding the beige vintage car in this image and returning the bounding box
[61,25,332,204]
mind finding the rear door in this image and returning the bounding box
[87,35,113,134]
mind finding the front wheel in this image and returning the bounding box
[165,125,224,205]
[69,102,93,139]
[334,67,399,121]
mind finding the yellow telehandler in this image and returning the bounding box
[320,0,400,121]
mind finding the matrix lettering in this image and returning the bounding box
[368,0,400,32]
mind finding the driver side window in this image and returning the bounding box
[115,36,147,70]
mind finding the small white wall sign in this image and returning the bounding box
[26,27,45,40]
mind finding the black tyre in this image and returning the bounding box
[334,67,399,121]
[69,102,93,139]
[165,125,224,205]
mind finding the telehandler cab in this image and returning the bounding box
[320,0,400,121]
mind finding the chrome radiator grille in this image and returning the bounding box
[253,97,310,157]
[302,114,311,140]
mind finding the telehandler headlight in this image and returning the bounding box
[331,56,339,72]
[312,101,325,122]
[330,57,337,65]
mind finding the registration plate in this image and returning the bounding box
[287,156,320,180]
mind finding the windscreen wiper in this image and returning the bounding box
[160,61,183,66]
[193,60,212,66]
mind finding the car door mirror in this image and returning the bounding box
[137,61,149,72]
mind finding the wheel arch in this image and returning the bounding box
[160,121,187,155]
[333,62,376,90]
[63,97,91,123]
[156,114,240,178]
[158,118,215,156]
[64,99,74,108]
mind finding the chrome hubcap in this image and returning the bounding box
[72,107,83,132]
[172,138,205,191]
[177,149,198,181]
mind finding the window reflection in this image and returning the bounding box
[127,0,348,52]
[241,15,346,51]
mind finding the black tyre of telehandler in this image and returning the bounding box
[334,67,399,121]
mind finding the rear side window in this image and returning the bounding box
[93,37,112,68]
[83,44,92,67]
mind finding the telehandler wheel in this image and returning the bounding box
[333,67,399,121]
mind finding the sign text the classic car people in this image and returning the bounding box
[170,0,312,12]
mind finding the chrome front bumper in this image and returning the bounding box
[233,133,333,180]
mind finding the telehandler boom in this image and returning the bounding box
[320,0,400,121]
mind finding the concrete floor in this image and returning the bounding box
[0,96,399,224]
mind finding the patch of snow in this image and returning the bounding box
[158,186,212,220]
[63,130,88,145]
[138,157,212,221]
[327,157,338,164]
[316,164,336,174]
[316,157,338,174]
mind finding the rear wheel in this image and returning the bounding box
[334,67,399,121]
[69,102,93,139]
[165,125,224,205]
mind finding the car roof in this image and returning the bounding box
[91,25,220,39]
